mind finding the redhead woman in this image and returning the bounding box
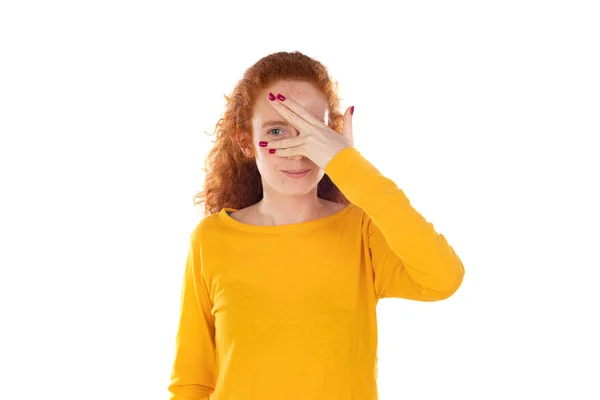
[168,50,465,399]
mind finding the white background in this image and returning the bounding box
[1,1,598,399]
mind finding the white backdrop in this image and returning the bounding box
[1,1,598,399]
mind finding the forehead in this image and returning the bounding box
[253,80,328,123]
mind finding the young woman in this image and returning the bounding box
[168,51,465,399]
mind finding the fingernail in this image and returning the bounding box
[277,94,286,101]
[350,105,355,115]
[269,149,276,154]
[268,93,276,101]
[259,141,268,147]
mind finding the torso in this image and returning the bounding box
[229,200,347,226]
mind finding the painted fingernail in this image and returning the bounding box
[269,149,276,154]
[259,141,268,147]
[268,93,276,101]
[351,106,355,115]
[277,94,286,101]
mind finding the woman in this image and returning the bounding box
[168,51,465,399]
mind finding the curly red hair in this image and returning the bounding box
[194,51,350,217]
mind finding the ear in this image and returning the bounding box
[235,131,253,157]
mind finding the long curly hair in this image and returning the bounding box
[194,51,350,217]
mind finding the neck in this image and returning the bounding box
[256,188,328,226]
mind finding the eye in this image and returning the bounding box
[267,128,283,136]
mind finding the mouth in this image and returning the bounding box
[281,169,311,178]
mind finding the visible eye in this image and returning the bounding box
[267,128,283,136]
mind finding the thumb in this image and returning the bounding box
[341,105,354,143]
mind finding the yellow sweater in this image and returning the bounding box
[169,146,465,399]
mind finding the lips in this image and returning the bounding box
[282,169,310,173]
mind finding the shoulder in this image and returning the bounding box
[227,205,258,224]
[189,210,227,243]
[325,200,348,214]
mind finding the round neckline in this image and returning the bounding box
[217,203,356,233]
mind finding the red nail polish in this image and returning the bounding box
[269,149,276,154]
[268,93,276,101]
[259,141,268,147]
[277,94,285,101]
[350,105,355,115]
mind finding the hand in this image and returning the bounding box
[262,93,354,170]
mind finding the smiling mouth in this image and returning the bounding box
[281,169,310,173]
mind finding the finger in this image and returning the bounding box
[263,137,305,149]
[267,145,305,158]
[267,94,308,134]
[342,106,353,139]
[275,95,324,127]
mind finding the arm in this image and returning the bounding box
[324,146,465,301]
[168,233,217,399]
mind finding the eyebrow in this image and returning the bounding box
[261,120,291,128]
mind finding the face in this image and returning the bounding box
[243,80,329,197]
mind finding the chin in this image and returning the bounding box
[260,169,325,196]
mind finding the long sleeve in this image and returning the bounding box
[168,233,217,399]
[324,146,465,301]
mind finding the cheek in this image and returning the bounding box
[254,151,278,172]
